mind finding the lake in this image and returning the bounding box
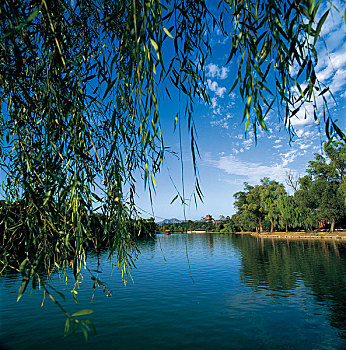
[1,233,346,349]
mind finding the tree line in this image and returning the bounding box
[232,141,345,233]
[159,141,345,234]
[159,217,235,234]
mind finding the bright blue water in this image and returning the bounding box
[1,234,346,350]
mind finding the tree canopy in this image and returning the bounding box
[232,141,346,233]
[0,0,345,338]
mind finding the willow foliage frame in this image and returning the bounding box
[0,0,345,339]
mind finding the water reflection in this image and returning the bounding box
[233,235,346,337]
[1,233,346,350]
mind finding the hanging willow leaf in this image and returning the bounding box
[71,309,94,317]
[64,318,70,337]
[17,279,29,302]
[149,38,160,60]
[314,10,329,45]
[170,194,179,204]
[163,27,174,38]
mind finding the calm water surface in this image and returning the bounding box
[1,234,346,349]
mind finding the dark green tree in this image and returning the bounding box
[294,175,319,231]
[306,141,346,232]
[233,183,265,232]
[259,178,286,232]
[277,195,299,232]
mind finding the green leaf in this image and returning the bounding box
[103,79,116,99]
[245,114,250,134]
[318,87,329,96]
[255,106,267,131]
[80,323,89,342]
[71,309,94,317]
[83,319,96,335]
[19,258,28,272]
[174,113,178,130]
[308,0,315,15]
[243,95,252,128]
[70,319,77,335]
[163,27,174,38]
[312,0,322,19]
[150,172,156,188]
[17,279,29,302]
[314,10,329,45]
[149,39,160,60]
[170,194,179,204]
[49,285,66,301]
[26,6,41,23]
[144,162,149,186]
[64,318,70,336]
[1,4,42,40]
[332,121,346,141]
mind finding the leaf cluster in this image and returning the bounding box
[222,0,344,141]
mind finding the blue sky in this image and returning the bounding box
[137,1,346,222]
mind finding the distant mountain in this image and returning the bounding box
[158,218,182,224]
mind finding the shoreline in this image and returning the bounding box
[157,231,346,240]
[237,231,346,240]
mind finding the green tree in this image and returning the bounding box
[259,178,286,232]
[277,195,299,232]
[294,175,319,231]
[306,141,346,232]
[232,210,258,232]
[247,184,266,232]
[233,183,264,232]
[234,179,294,232]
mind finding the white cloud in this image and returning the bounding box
[220,67,229,79]
[216,87,226,97]
[243,138,253,150]
[207,79,226,97]
[316,42,346,88]
[211,97,218,109]
[289,115,313,127]
[208,154,291,184]
[209,96,221,115]
[317,1,346,52]
[210,114,232,129]
[280,149,301,167]
[295,129,314,138]
[206,63,229,80]
[299,143,310,150]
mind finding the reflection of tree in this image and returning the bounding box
[137,236,156,255]
[206,233,215,254]
[233,235,346,336]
